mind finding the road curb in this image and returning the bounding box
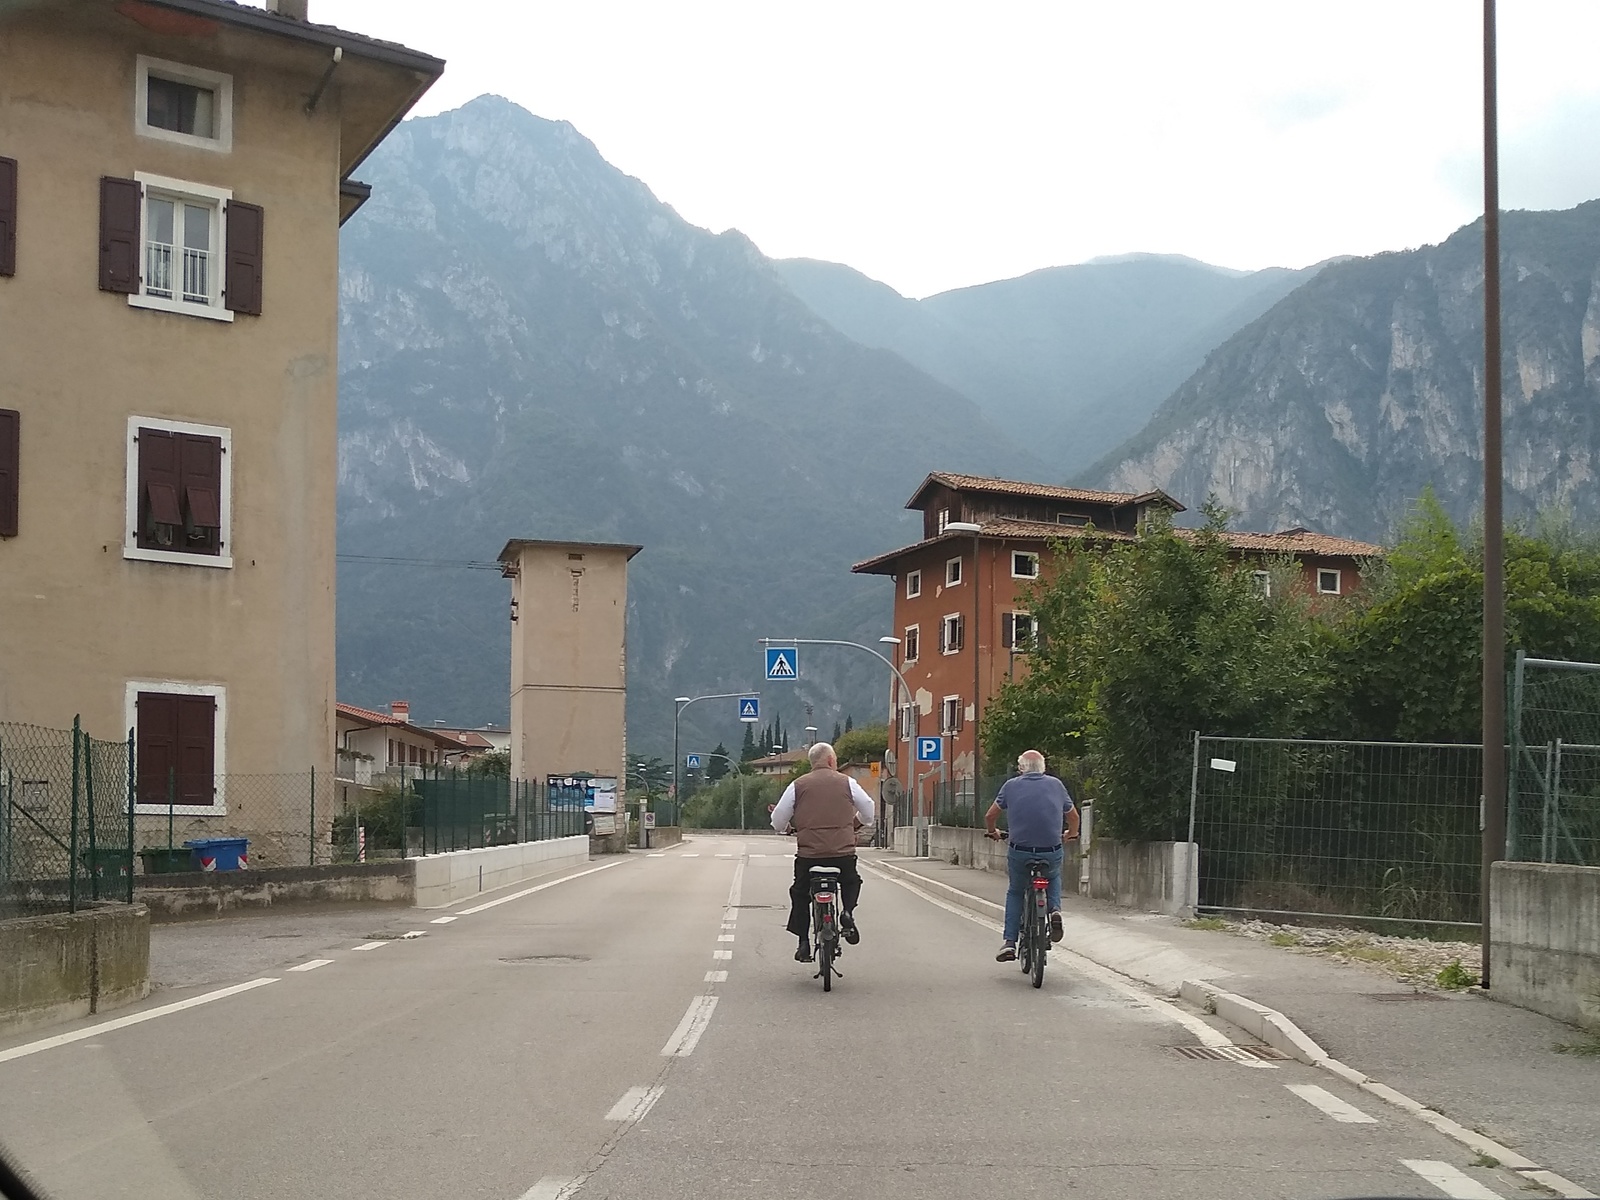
[879,856,1596,1199]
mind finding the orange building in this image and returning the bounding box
[851,473,1383,815]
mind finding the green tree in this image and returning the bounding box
[831,721,842,743]
[845,714,854,733]
[708,742,730,782]
[740,723,757,761]
[465,749,509,777]
[834,723,888,765]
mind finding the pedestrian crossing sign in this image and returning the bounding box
[739,696,760,722]
[765,647,797,680]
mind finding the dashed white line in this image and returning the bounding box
[459,861,625,915]
[715,853,733,858]
[351,941,387,952]
[0,978,278,1065]
[1286,1083,1378,1124]
[647,852,664,857]
[431,915,458,925]
[682,853,700,858]
[1402,1160,1503,1199]
[750,853,767,858]
[287,959,333,973]
[604,1085,665,1122]
[713,950,732,960]
[717,934,735,942]
[402,931,426,939]
[704,970,728,982]
[661,996,719,1057]
[516,1176,578,1200]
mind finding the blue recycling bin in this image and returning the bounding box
[185,837,249,871]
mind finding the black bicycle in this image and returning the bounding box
[1015,859,1050,988]
[809,865,844,992]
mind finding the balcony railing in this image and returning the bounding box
[145,240,211,304]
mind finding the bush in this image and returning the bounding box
[682,774,780,829]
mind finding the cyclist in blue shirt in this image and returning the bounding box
[984,749,1079,962]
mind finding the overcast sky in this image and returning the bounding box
[311,0,1600,298]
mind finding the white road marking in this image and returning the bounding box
[1402,1160,1503,1199]
[704,971,728,982]
[713,950,732,960]
[1286,1083,1378,1124]
[751,853,767,858]
[715,853,733,858]
[647,852,664,857]
[725,857,745,911]
[661,996,719,1057]
[402,931,425,939]
[605,1085,665,1122]
[459,861,625,916]
[517,1176,579,1200]
[0,978,279,1065]
[352,941,387,952]
[717,934,735,942]
[863,863,1270,1064]
[682,853,700,858]
[1517,1170,1598,1199]
[431,915,458,924]
[287,960,333,973]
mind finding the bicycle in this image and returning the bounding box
[808,865,844,992]
[1015,858,1050,989]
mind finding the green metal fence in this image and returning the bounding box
[413,769,588,854]
[1,719,135,917]
[1509,653,1600,867]
[1189,734,1483,929]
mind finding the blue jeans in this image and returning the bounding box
[1004,844,1063,942]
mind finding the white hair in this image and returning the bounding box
[808,741,838,769]
[1017,749,1047,775]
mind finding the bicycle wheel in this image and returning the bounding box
[1031,899,1047,988]
[1017,926,1032,973]
[820,938,834,992]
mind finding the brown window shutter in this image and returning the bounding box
[136,427,181,550]
[1001,613,1014,650]
[175,695,217,805]
[136,691,179,805]
[99,176,141,294]
[0,408,18,538]
[224,199,263,315]
[0,157,16,277]
[177,432,223,554]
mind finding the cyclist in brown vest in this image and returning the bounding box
[771,741,876,962]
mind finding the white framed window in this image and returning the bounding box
[941,695,964,734]
[940,613,964,654]
[1252,570,1272,598]
[1317,568,1342,595]
[945,556,963,587]
[124,416,233,569]
[905,569,922,599]
[129,172,233,322]
[1002,612,1036,651]
[937,508,951,533]
[126,679,227,815]
[136,56,233,153]
[1012,551,1039,579]
[903,625,920,663]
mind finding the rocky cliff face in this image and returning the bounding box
[335,96,1035,752]
[1088,202,1600,541]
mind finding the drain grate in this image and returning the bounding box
[1363,991,1444,1002]
[499,955,589,964]
[1169,1044,1289,1062]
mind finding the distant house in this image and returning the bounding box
[427,723,511,763]
[336,702,462,784]
[748,749,807,778]
[852,471,1384,809]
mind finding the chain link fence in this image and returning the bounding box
[1190,735,1483,929]
[1509,653,1600,867]
[132,771,327,871]
[1,720,135,917]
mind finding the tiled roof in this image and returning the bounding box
[1196,529,1385,558]
[151,0,445,72]
[337,702,401,726]
[908,472,1185,512]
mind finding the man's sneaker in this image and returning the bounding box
[1049,911,1064,944]
[795,941,814,963]
[840,911,860,945]
[995,942,1017,962]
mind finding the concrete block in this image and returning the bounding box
[1489,861,1600,1032]
[412,836,589,908]
[137,862,413,920]
[1087,839,1199,915]
[0,904,150,1036]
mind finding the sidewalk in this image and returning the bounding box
[869,852,1600,1195]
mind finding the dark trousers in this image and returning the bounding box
[789,854,862,937]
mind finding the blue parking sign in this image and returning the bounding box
[916,737,943,762]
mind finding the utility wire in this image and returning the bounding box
[336,554,503,572]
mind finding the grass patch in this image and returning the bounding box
[1331,940,1404,966]
[1185,917,1229,931]
[1553,1033,1600,1057]
[1435,959,1479,989]
[1269,930,1303,947]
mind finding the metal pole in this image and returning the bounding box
[309,765,316,866]
[1508,648,1527,858]
[69,716,81,913]
[972,531,982,825]
[86,732,98,902]
[673,700,682,822]
[1187,730,1202,845]
[1480,0,1505,989]
[126,728,135,903]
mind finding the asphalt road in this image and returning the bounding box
[0,836,1548,1200]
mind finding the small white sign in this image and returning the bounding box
[592,814,616,835]
[1209,758,1237,773]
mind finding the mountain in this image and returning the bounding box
[1086,201,1600,541]
[335,96,1038,757]
[774,253,1318,474]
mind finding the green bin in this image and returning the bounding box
[81,848,133,884]
[139,847,193,875]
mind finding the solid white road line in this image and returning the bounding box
[0,978,279,1065]
[704,971,728,982]
[431,915,458,924]
[458,861,624,916]
[352,941,387,952]
[1518,1170,1598,1199]
[516,1176,578,1200]
[604,1085,665,1122]
[725,857,745,911]
[1285,1083,1378,1124]
[661,996,719,1057]
[287,960,333,973]
[1402,1160,1504,1199]
[713,950,732,960]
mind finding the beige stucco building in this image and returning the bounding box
[499,540,640,796]
[0,2,441,846]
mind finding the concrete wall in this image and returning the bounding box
[137,861,412,920]
[643,826,683,850]
[1490,861,1600,1032]
[412,835,588,908]
[1087,839,1198,916]
[923,825,1083,890]
[1,905,150,1036]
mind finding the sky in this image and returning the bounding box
[308,0,1600,299]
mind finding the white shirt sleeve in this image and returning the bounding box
[771,782,798,833]
[847,777,875,824]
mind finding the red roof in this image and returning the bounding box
[337,702,402,726]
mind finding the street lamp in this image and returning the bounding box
[804,726,818,747]
[944,520,984,822]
